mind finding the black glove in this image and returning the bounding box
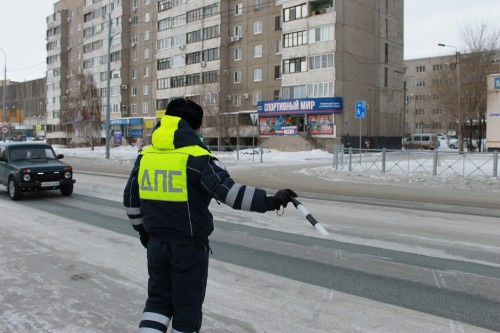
[272,189,297,210]
[139,233,149,249]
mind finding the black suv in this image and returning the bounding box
[0,142,76,200]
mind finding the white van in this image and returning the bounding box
[403,133,439,150]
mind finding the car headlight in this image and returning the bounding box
[64,171,72,179]
[23,174,31,182]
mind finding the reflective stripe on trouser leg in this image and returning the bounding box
[139,311,170,333]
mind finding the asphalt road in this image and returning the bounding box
[1,156,499,332]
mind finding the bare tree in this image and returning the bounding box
[433,22,500,151]
[66,73,102,149]
[460,22,500,151]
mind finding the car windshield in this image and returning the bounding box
[9,147,57,161]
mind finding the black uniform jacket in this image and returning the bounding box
[124,115,274,243]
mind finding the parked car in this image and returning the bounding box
[403,133,440,150]
[448,138,479,150]
[0,142,76,200]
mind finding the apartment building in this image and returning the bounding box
[1,78,46,140]
[44,0,404,149]
[404,52,500,139]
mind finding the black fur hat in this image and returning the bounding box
[165,98,204,130]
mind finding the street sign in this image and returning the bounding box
[249,113,258,125]
[495,77,500,89]
[1,126,8,134]
[355,101,366,118]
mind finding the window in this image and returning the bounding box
[275,16,282,30]
[232,94,241,107]
[171,75,185,87]
[254,44,263,58]
[252,91,262,105]
[283,57,306,74]
[234,25,243,38]
[273,90,280,100]
[157,78,170,89]
[275,40,282,54]
[433,64,443,71]
[416,66,426,73]
[203,48,219,61]
[187,30,202,44]
[274,65,281,79]
[416,80,425,87]
[131,86,137,96]
[186,52,201,64]
[143,84,150,95]
[158,18,171,31]
[203,25,219,40]
[172,14,186,27]
[235,3,243,15]
[144,48,150,59]
[308,54,333,70]
[144,13,150,23]
[253,21,263,34]
[308,82,333,97]
[234,48,242,61]
[185,73,200,86]
[143,102,149,113]
[416,109,425,116]
[157,58,170,70]
[282,85,306,99]
[283,31,307,47]
[144,30,150,40]
[256,0,264,10]
[187,8,202,22]
[234,70,242,83]
[172,55,185,67]
[131,104,137,114]
[202,70,218,83]
[309,25,334,42]
[283,4,307,22]
[144,66,150,77]
[132,68,138,79]
[254,68,262,81]
[111,69,120,78]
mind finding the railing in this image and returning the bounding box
[333,145,499,178]
[207,145,263,163]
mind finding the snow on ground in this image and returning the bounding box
[52,144,500,193]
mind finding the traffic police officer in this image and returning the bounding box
[124,98,296,333]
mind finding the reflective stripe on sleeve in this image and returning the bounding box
[125,207,141,215]
[130,217,143,226]
[225,183,242,207]
[241,186,255,211]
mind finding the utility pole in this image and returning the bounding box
[438,43,462,152]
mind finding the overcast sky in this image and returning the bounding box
[0,0,499,82]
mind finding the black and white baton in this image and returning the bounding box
[290,197,329,236]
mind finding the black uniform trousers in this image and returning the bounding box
[140,239,209,333]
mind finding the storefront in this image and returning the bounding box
[257,97,343,136]
[109,117,157,145]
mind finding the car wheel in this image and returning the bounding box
[449,144,456,149]
[8,177,22,201]
[60,183,73,196]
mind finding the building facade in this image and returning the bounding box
[43,0,404,149]
[1,78,46,140]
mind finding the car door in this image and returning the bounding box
[0,146,8,184]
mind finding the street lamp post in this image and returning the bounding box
[438,43,462,152]
[0,48,6,142]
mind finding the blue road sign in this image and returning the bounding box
[355,101,366,119]
[495,77,500,89]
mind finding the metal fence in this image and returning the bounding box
[207,145,263,163]
[333,146,499,178]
